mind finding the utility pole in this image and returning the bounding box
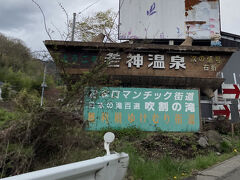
[40,62,47,106]
[71,13,76,41]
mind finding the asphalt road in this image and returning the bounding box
[221,167,240,180]
[184,155,240,180]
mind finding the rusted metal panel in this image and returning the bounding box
[185,0,220,39]
[119,0,220,40]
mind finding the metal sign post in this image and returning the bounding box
[221,83,240,136]
[40,63,47,106]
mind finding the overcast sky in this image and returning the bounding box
[0,0,239,52]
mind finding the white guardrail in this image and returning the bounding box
[2,132,129,180]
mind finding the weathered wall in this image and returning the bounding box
[61,51,230,79]
[119,0,220,40]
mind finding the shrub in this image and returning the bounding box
[0,67,43,93]
[0,143,34,177]
[100,127,145,141]
[0,108,17,127]
[220,140,232,153]
[1,82,11,99]
[14,89,41,113]
[0,107,84,178]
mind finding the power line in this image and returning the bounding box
[78,0,101,15]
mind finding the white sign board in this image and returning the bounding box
[212,104,231,120]
[119,0,220,40]
[222,84,240,99]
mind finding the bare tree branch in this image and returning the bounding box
[105,11,118,43]
[51,22,64,40]
[104,0,125,43]
[32,0,52,40]
[104,28,115,43]
[58,2,70,41]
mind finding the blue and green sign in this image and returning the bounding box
[61,53,97,68]
[84,87,200,132]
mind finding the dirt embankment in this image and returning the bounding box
[135,133,212,160]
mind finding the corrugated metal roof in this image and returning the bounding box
[221,31,240,48]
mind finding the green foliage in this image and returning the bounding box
[74,9,117,42]
[191,144,198,152]
[0,108,17,127]
[0,34,55,96]
[0,106,83,178]
[60,56,119,109]
[125,146,235,179]
[0,67,34,91]
[14,89,41,113]
[100,127,145,141]
[0,143,34,178]
[1,82,12,99]
[129,155,185,180]
[0,66,56,100]
[0,34,42,75]
[193,152,218,169]
[185,152,234,171]
[0,65,55,95]
[220,140,233,153]
[155,127,164,133]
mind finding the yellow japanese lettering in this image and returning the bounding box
[115,112,122,124]
[164,114,170,124]
[101,112,109,124]
[175,114,182,124]
[190,56,197,63]
[152,113,159,124]
[206,56,213,63]
[140,113,147,123]
[215,56,221,64]
[128,113,135,123]
[188,114,195,125]
[88,112,95,122]
[198,56,205,62]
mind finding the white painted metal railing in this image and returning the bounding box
[2,132,129,180]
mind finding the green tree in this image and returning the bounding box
[0,34,42,76]
[73,9,118,42]
[0,33,55,93]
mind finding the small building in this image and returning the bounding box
[221,31,240,84]
[45,40,237,131]
[44,0,240,131]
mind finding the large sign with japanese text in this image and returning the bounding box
[62,51,228,79]
[84,87,200,132]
